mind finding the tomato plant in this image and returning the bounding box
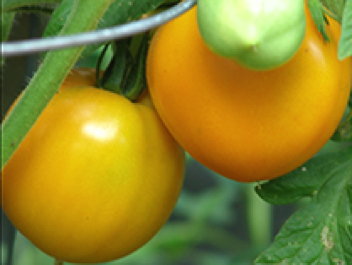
[197,0,306,70]
[146,5,351,182]
[2,68,185,263]
[1,0,352,264]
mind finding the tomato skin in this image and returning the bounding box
[146,6,351,182]
[2,69,185,263]
[197,0,306,70]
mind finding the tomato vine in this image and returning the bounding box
[1,0,114,169]
[1,0,352,264]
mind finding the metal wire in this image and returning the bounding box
[1,0,197,57]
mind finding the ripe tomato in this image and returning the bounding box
[2,68,185,263]
[197,0,306,70]
[146,6,351,182]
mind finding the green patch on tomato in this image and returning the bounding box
[197,0,306,70]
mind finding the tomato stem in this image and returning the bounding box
[1,0,114,170]
[245,184,272,248]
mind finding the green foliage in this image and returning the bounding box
[255,146,352,264]
[98,34,149,100]
[308,0,352,59]
[2,0,352,264]
[2,0,62,13]
[320,0,346,22]
[42,0,167,58]
[338,0,352,59]
[308,0,331,41]
[1,13,15,42]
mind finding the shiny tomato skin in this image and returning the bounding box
[146,6,351,182]
[2,69,185,263]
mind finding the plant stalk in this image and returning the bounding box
[1,0,114,170]
[246,183,272,248]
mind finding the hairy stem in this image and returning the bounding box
[1,0,114,169]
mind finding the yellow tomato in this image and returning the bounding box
[2,68,185,263]
[146,6,351,182]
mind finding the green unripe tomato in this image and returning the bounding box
[197,0,306,70]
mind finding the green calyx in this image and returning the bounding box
[197,0,307,70]
[97,34,149,101]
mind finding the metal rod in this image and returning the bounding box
[1,0,197,57]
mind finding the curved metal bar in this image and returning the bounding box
[1,0,197,57]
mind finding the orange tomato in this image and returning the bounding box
[2,68,185,263]
[146,6,351,182]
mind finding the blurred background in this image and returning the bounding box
[2,12,346,265]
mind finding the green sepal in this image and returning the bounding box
[99,33,149,101]
[123,34,149,101]
[307,0,330,42]
[99,39,132,95]
[319,0,346,23]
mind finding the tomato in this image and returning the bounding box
[146,6,351,182]
[197,0,306,70]
[2,68,185,263]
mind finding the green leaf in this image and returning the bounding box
[319,0,346,22]
[307,0,330,41]
[5,5,57,14]
[1,12,15,42]
[43,0,169,58]
[254,146,352,264]
[2,0,62,12]
[255,147,352,205]
[338,0,352,59]
[41,0,74,38]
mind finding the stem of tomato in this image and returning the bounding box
[1,0,114,170]
[245,184,272,250]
